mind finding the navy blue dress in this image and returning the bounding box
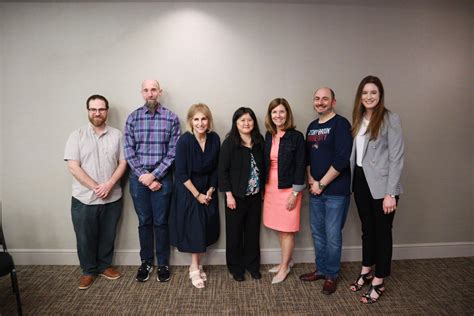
[170,131,220,253]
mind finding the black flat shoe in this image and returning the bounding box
[232,274,245,282]
[250,271,261,279]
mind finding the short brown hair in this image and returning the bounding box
[86,94,109,110]
[186,103,214,132]
[265,98,296,134]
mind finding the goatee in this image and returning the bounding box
[146,99,158,111]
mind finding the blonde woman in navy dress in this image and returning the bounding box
[169,103,220,289]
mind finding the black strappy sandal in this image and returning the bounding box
[361,282,385,304]
[349,272,373,292]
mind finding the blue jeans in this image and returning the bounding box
[71,197,122,275]
[309,194,349,278]
[129,173,172,266]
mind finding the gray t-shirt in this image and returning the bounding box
[64,123,125,205]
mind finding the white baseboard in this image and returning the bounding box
[10,242,473,266]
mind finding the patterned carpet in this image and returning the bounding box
[1,257,473,315]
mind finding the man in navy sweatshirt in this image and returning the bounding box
[299,87,352,295]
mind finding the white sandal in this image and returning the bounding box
[198,265,207,282]
[189,268,205,289]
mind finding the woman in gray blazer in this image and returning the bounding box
[349,75,404,304]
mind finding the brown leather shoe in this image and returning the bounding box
[99,267,122,280]
[322,277,338,295]
[299,270,325,282]
[78,275,95,290]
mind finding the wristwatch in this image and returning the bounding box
[389,194,396,198]
[319,182,327,190]
[292,191,299,197]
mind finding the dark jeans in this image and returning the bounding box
[71,197,122,275]
[353,166,396,278]
[129,174,172,266]
[225,193,261,275]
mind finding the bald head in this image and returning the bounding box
[141,79,163,106]
[314,87,335,100]
[142,79,160,90]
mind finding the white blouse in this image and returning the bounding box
[355,118,370,167]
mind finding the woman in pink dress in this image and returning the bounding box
[263,98,306,284]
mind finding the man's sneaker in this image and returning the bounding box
[157,265,170,282]
[99,267,122,280]
[136,262,153,282]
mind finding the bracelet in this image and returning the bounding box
[195,193,201,199]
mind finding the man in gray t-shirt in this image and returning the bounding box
[64,95,127,290]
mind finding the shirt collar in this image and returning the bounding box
[87,122,109,136]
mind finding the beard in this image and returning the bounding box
[146,99,158,111]
[89,116,106,127]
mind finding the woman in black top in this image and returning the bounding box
[169,103,220,289]
[218,107,265,281]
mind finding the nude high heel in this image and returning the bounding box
[268,259,294,273]
[271,267,291,284]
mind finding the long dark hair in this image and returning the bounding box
[352,75,388,140]
[226,107,263,146]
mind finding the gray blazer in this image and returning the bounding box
[350,111,404,199]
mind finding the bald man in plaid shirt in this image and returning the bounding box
[124,79,181,283]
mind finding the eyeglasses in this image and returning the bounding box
[88,108,108,113]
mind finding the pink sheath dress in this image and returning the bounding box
[263,131,302,232]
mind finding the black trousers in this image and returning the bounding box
[353,166,397,278]
[225,193,261,275]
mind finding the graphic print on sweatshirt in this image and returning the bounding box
[307,127,331,149]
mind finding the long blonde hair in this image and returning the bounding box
[352,75,388,140]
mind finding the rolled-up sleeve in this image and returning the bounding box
[292,132,306,192]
